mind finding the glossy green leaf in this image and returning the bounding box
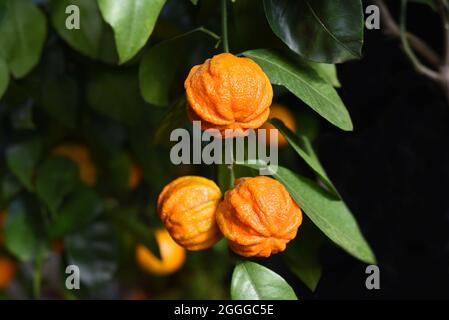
[139,39,183,107]
[0,58,9,99]
[238,162,376,264]
[263,0,364,63]
[244,49,352,131]
[49,187,102,238]
[0,0,47,78]
[6,139,42,190]
[98,0,167,64]
[35,156,80,214]
[50,0,103,59]
[65,221,118,286]
[270,118,338,196]
[284,218,324,291]
[4,199,49,261]
[308,62,341,88]
[231,261,298,300]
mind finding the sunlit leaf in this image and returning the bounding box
[231,261,298,300]
[244,49,353,131]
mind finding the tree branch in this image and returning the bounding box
[374,0,441,67]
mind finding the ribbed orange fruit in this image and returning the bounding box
[158,176,222,250]
[216,176,302,257]
[185,53,273,137]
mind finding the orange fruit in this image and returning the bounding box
[158,176,222,250]
[216,176,302,257]
[0,257,17,289]
[128,164,142,189]
[53,144,97,186]
[261,103,297,146]
[136,229,186,276]
[185,53,273,137]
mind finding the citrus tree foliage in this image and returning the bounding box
[0,0,374,300]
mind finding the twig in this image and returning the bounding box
[375,0,441,67]
[221,0,230,53]
[399,0,441,81]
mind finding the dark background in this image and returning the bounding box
[304,2,449,299]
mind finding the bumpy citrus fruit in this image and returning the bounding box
[261,103,297,147]
[53,144,97,186]
[216,176,302,257]
[136,229,186,276]
[185,53,273,136]
[158,176,222,250]
[0,257,16,289]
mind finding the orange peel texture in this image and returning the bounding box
[216,176,302,257]
[185,53,273,137]
[136,228,186,276]
[157,176,223,250]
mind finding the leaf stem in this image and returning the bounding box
[32,252,44,300]
[221,0,230,53]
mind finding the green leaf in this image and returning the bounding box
[0,58,9,99]
[86,70,150,126]
[65,220,118,286]
[35,156,80,214]
[6,139,42,190]
[284,218,323,291]
[217,164,235,193]
[270,118,339,196]
[139,38,183,107]
[139,28,220,107]
[308,62,341,88]
[4,199,49,261]
[231,261,298,300]
[243,49,353,131]
[98,0,167,64]
[49,187,102,238]
[0,174,22,207]
[105,152,132,191]
[153,97,188,145]
[108,208,160,259]
[50,0,103,59]
[238,162,376,264]
[263,0,364,63]
[0,0,47,78]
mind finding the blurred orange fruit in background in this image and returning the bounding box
[53,144,97,186]
[136,229,186,276]
[261,103,297,147]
